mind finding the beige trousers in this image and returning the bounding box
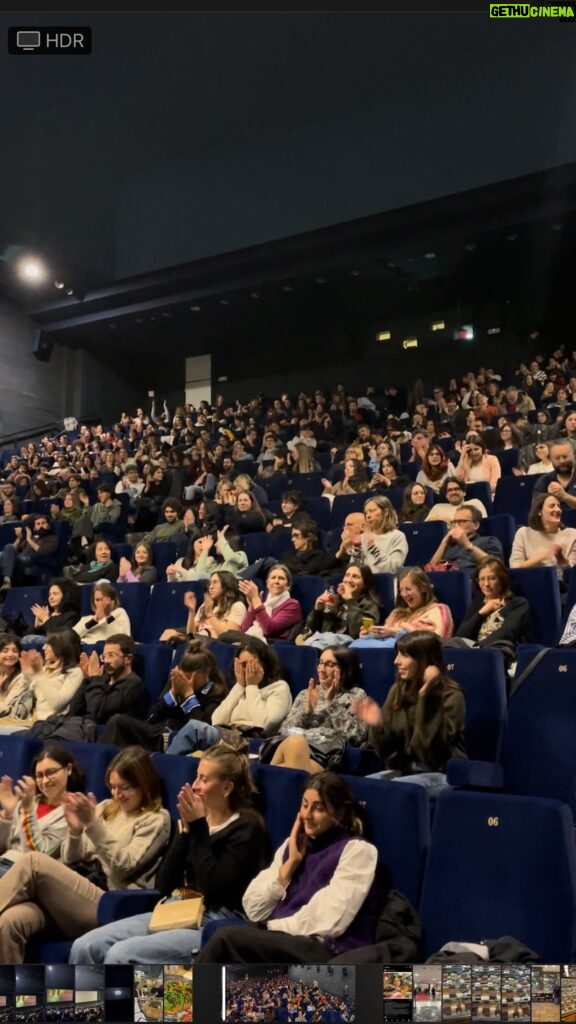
[0,851,103,962]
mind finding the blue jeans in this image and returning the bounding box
[0,546,31,581]
[68,906,243,964]
[167,720,221,755]
[367,770,449,796]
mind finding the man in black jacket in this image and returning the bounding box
[69,634,147,723]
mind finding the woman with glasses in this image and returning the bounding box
[0,745,170,963]
[69,744,269,965]
[0,743,85,875]
[452,557,531,659]
[414,444,455,495]
[266,646,369,773]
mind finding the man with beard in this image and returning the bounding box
[426,479,488,524]
[0,515,57,597]
[533,441,576,509]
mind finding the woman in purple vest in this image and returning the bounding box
[196,771,381,964]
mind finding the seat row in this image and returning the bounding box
[0,732,571,964]
[4,560,567,645]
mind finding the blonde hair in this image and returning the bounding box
[363,495,398,533]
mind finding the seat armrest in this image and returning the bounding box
[446,759,504,790]
[97,888,161,925]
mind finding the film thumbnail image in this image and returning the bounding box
[224,965,355,1022]
[471,964,501,1021]
[501,965,530,1022]
[532,966,561,1023]
[382,969,412,1022]
[133,965,192,1022]
[442,965,472,1022]
[561,965,576,1022]
[412,965,441,1022]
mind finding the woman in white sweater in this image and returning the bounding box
[510,493,576,580]
[74,581,131,642]
[359,497,408,574]
[0,745,171,963]
[167,637,292,755]
[0,631,85,734]
[0,743,85,874]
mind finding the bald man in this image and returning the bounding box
[322,512,366,571]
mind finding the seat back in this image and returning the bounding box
[114,583,151,640]
[150,541,178,582]
[242,532,272,564]
[2,585,47,626]
[342,774,430,911]
[509,567,562,645]
[478,514,516,563]
[494,448,520,476]
[465,482,492,510]
[139,581,206,643]
[290,576,327,618]
[419,789,576,962]
[355,648,395,704]
[289,473,324,497]
[151,752,199,819]
[399,521,447,567]
[442,648,507,761]
[330,493,370,529]
[131,642,174,707]
[501,647,576,812]
[274,644,318,699]
[56,739,119,799]
[426,571,472,630]
[493,476,538,525]
[251,762,308,852]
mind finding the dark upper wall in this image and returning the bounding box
[113,16,576,277]
[0,299,143,440]
[0,299,73,437]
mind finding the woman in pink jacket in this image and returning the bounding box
[239,565,303,640]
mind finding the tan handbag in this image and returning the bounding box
[147,891,205,933]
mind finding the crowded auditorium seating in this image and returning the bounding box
[3,351,576,964]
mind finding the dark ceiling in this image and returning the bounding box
[1,12,575,370]
[15,161,576,364]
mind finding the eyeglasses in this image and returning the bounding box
[34,767,65,782]
[479,576,498,584]
[109,783,135,794]
[318,660,338,668]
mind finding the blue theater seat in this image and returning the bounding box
[426,571,472,630]
[419,789,576,962]
[138,581,206,643]
[2,585,47,626]
[509,567,562,646]
[478,514,515,563]
[493,475,538,525]
[151,751,199,818]
[399,521,447,567]
[442,648,507,762]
